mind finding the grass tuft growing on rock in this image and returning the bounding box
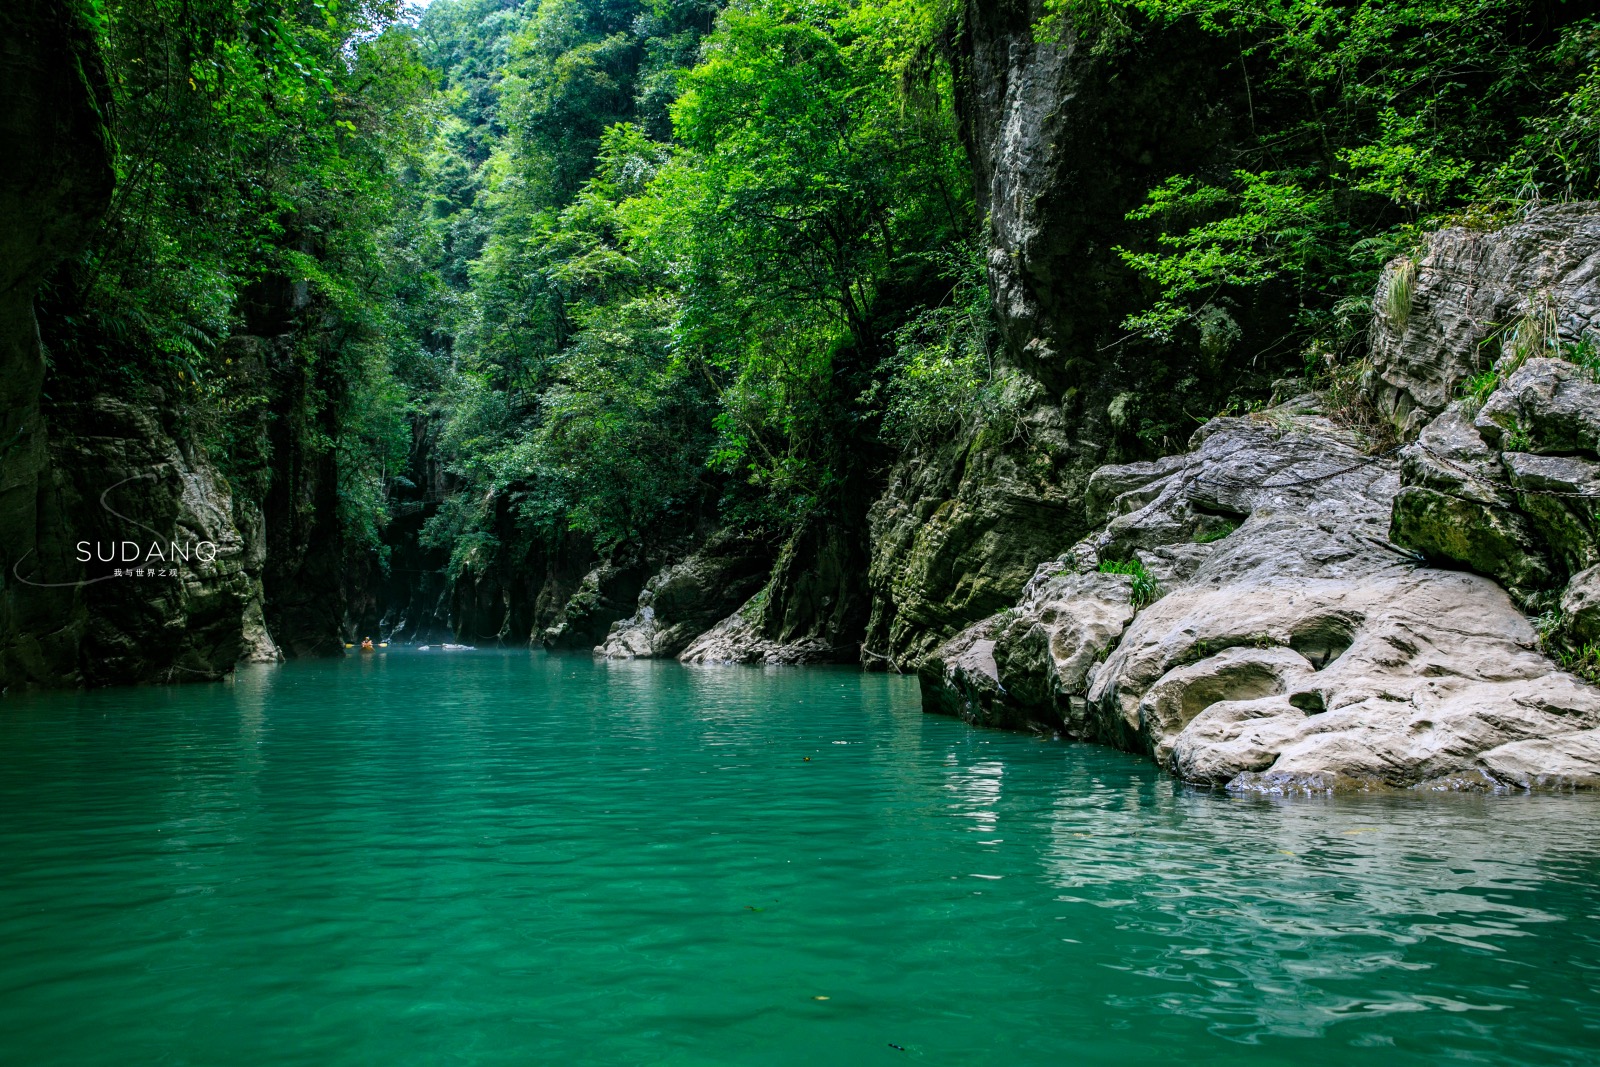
[1381,258,1418,329]
[1194,521,1239,544]
[1099,558,1161,608]
[1556,643,1600,685]
[1459,369,1501,413]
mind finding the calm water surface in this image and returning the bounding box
[2,651,1599,1065]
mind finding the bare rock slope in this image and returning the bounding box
[923,405,1600,792]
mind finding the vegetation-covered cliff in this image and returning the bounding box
[6,0,1600,787]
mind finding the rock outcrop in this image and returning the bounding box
[680,516,869,665]
[863,397,1084,668]
[595,533,772,660]
[48,398,271,682]
[543,556,648,650]
[1373,203,1600,635]
[923,402,1600,791]
[1369,203,1600,436]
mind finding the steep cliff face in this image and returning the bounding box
[0,0,288,689]
[47,398,266,682]
[863,1,1257,670]
[0,0,113,686]
[956,1,1247,393]
[450,508,593,646]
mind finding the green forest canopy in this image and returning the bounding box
[50,0,1600,572]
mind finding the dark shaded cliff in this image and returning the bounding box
[1,0,117,686]
[1,1,281,687]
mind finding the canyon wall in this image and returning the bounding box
[0,0,293,688]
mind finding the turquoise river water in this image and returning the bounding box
[2,651,1599,1065]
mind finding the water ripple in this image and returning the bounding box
[1,652,1598,1066]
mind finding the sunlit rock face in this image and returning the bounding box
[925,401,1600,792]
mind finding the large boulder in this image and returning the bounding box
[919,567,1135,734]
[1389,399,1554,601]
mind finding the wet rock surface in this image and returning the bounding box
[923,405,1600,791]
[920,569,1134,734]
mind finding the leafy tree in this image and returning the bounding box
[1039,0,1600,363]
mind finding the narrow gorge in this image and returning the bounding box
[7,2,1600,1062]
[5,0,1600,795]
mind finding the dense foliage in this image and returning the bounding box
[411,0,978,567]
[48,0,1598,601]
[50,0,432,537]
[1042,0,1600,366]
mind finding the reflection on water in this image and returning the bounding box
[1039,781,1587,1044]
[1,651,1597,1067]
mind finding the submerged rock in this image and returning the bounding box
[924,405,1600,791]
